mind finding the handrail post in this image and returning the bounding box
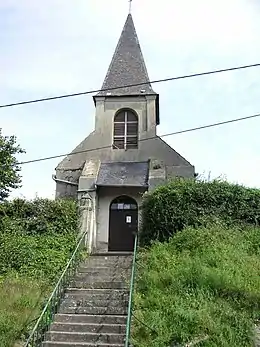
[125,232,138,347]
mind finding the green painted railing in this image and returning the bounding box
[24,230,88,347]
[125,232,139,347]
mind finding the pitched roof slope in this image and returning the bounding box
[96,14,156,96]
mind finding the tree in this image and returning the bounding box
[0,129,25,201]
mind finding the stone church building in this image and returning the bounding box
[54,13,195,253]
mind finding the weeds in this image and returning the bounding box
[133,224,260,347]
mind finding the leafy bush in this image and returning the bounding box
[0,198,80,346]
[141,179,260,245]
[133,224,260,347]
[0,198,79,281]
[0,232,77,281]
[0,198,78,235]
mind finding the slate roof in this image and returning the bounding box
[96,14,157,97]
[96,161,149,187]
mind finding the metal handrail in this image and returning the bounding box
[125,232,138,347]
[24,228,88,347]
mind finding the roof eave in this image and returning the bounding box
[96,183,149,188]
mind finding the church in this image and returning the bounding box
[54,13,195,253]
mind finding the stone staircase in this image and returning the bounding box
[42,252,133,347]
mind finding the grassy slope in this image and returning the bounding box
[0,276,50,347]
[0,233,77,347]
[133,224,260,347]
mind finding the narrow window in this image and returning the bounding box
[113,110,138,149]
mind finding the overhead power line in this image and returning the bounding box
[18,112,260,166]
[1,62,260,109]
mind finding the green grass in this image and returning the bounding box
[0,275,50,347]
[0,198,79,346]
[133,224,260,347]
[0,232,80,347]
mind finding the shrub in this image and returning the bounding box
[141,179,260,245]
[0,232,77,281]
[0,198,78,235]
[0,197,80,346]
[0,198,79,281]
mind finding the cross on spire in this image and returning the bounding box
[129,0,132,13]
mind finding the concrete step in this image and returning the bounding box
[45,331,125,344]
[87,256,132,260]
[64,288,129,301]
[88,257,132,263]
[75,270,130,277]
[43,342,124,347]
[55,314,127,325]
[86,256,132,265]
[64,294,128,302]
[73,275,130,283]
[77,267,131,274]
[88,253,132,259]
[87,256,132,262]
[59,305,127,315]
[61,298,128,308]
[81,267,130,274]
[91,252,133,256]
[79,267,131,274]
[50,322,126,334]
[69,281,128,289]
[87,258,132,263]
[84,262,132,269]
[65,288,128,294]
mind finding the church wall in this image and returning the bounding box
[55,94,195,199]
[55,132,195,199]
[55,169,81,199]
[96,187,144,252]
[55,182,78,199]
[55,135,195,198]
[166,165,195,179]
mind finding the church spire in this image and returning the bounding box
[96,14,156,97]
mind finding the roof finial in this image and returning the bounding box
[128,0,132,13]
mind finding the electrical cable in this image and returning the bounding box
[17,112,260,165]
[1,62,260,109]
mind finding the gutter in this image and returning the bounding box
[52,175,97,192]
[52,174,78,186]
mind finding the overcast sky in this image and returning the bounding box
[1,0,260,199]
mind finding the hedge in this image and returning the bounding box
[0,198,80,346]
[141,178,260,245]
[0,198,79,280]
[0,198,78,235]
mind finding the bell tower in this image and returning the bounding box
[93,14,160,152]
